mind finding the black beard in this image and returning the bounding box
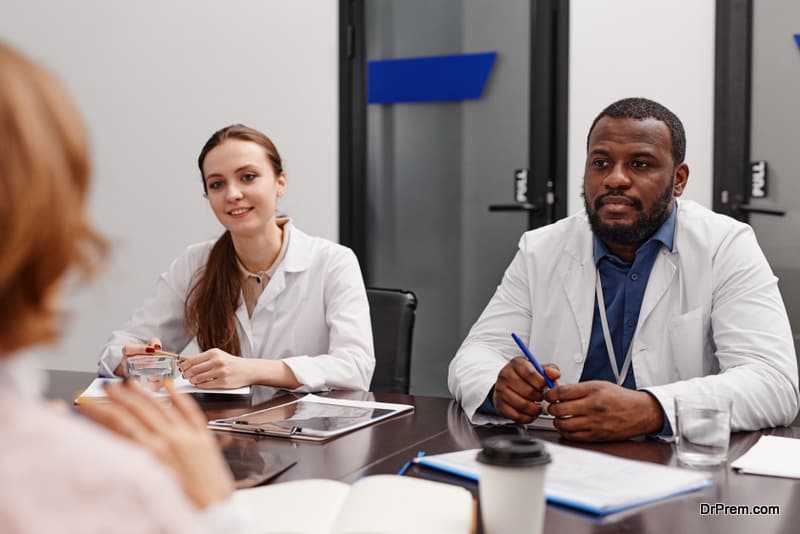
[584,180,674,246]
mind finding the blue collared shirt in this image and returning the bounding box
[581,204,677,388]
[579,204,677,435]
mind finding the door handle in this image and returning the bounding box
[738,204,786,216]
[488,203,540,212]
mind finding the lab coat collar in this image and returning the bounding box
[557,210,680,355]
[280,222,314,273]
[233,222,314,355]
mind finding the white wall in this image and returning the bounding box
[0,0,339,371]
[568,0,715,214]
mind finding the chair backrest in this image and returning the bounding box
[366,287,417,394]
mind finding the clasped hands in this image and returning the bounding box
[492,357,664,442]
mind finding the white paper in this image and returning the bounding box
[730,435,800,479]
[416,442,711,515]
[233,479,349,534]
[231,475,473,534]
[75,376,250,403]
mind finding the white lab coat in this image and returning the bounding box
[99,223,375,391]
[448,200,799,432]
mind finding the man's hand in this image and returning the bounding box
[544,381,664,441]
[493,357,560,423]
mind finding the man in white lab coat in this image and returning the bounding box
[448,97,799,441]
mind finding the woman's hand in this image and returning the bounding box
[78,379,235,509]
[180,349,301,389]
[179,348,256,389]
[113,337,162,377]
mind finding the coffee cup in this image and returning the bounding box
[477,435,551,534]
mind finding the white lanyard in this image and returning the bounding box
[595,269,634,386]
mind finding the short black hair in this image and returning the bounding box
[586,97,686,165]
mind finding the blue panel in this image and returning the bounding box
[795,34,800,51]
[367,52,497,104]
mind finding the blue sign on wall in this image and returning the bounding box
[794,34,800,51]
[367,52,497,104]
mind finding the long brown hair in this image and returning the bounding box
[185,124,284,354]
[0,42,106,355]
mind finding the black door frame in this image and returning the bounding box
[339,0,368,273]
[713,0,753,222]
[528,0,569,229]
[342,1,752,273]
[338,0,569,278]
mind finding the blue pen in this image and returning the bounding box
[511,333,555,389]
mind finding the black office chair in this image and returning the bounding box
[366,287,417,394]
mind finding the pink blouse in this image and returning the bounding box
[0,355,251,533]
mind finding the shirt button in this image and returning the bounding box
[630,272,639,281]
[574,353,584,363]
[626,319,636,328]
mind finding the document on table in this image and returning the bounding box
[730,435,800,479]
[415,442,711,516]
[74,376,250,403]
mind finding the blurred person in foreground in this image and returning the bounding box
[0,41,252,533]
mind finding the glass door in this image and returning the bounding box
[362,0,533,395]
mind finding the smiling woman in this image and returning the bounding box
[98,124,375,393]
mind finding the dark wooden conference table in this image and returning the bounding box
[49,370,799,534]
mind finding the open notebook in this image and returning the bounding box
[415,441,711,516]
[74,376,250,403]
[232,475,474,534]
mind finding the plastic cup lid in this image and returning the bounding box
[476,435,551,467]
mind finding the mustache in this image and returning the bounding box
[594,193,643,211]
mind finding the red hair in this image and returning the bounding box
[0,42,106,354]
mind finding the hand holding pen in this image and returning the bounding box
[511,333,555,389]
[489,333,561,424]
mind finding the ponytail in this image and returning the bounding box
[185,231,241,354]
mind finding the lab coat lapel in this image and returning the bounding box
[638,249,677,327]
[234,299,254,356]
[251,223,312,356]
[252,269,287,357]
[261,269,286,304]
[258,222,310,308]
[560,238,595,357]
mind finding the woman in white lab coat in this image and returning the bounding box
[99,125,374,391]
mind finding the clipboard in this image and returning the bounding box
[208,394,414,441]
